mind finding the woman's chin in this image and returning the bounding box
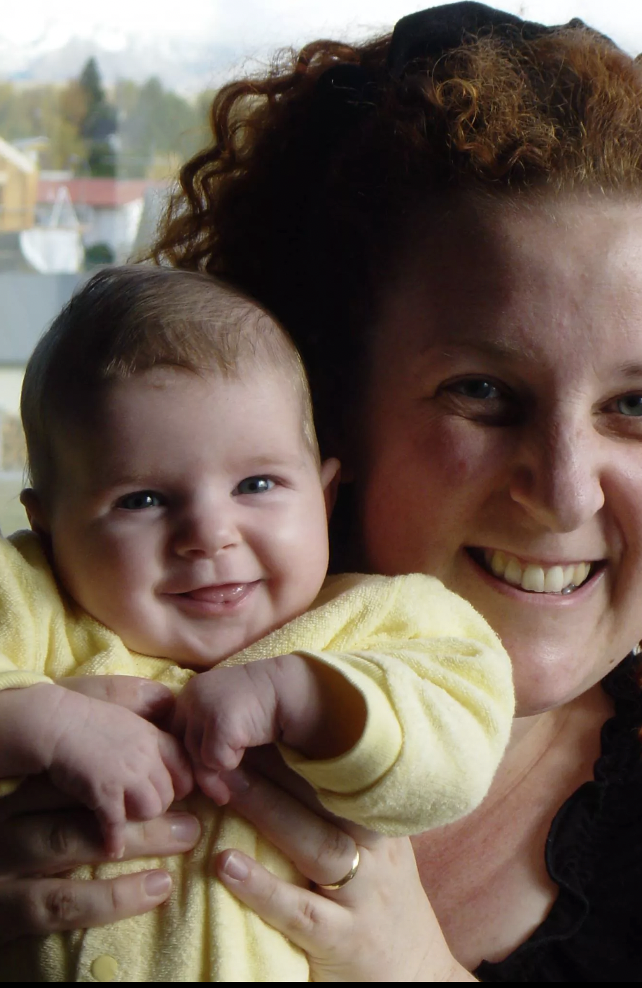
[452,550,628,715]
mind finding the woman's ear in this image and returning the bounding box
[320,458,341,517]
[20,488,51,537]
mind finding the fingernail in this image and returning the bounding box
[169,813,201,843]
[144,871,172,897]
[221,768,251,795]
[221,851,250,881]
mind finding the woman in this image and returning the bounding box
[3,2,642,980]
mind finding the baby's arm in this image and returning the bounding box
[173,655,366,804]
[0,682,192,857]
[178,572,514,835]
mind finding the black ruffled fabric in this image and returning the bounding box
[476,656,642,982]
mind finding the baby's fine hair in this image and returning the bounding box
[21,265,318,497]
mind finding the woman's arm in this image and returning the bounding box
[0,676,200,944]
[215,764,478,982]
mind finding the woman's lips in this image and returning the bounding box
[470,549,602,595]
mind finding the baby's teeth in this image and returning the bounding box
[522,565,545,592]
[544,566,565,593]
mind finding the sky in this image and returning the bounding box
[2,1,641,57]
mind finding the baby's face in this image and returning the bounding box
[38,365,337,668]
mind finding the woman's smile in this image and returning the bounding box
[468,548,601,595]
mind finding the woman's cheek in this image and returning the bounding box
[356,415,514,577]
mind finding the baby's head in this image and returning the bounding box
[21,266,338,667]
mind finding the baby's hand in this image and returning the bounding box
[174,655,320,804]
[173,655,366,804]
[0,682,193,859]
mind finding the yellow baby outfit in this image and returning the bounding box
[0,531,513,982]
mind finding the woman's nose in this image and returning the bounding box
[508,416,605,532]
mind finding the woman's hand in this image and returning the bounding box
[0,676,200,944]
[213,763,477,982]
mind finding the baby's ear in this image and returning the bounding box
[320,458,341,517]
[20,488,50,536]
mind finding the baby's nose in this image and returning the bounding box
[173,506,240,557]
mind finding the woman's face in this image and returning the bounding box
[356,197,642,716]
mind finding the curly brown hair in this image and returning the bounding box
[152,16,642,449]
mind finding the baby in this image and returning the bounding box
[0,266,514,982]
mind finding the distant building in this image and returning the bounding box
[0,138,38,233]
[37,176,165,262]
[0,269,89,415]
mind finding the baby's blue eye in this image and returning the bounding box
[117,491,164,510]
[616,395,642,417]
[235,477,275,495]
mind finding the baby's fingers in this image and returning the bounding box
[194,766,231,805]
[158,732,193,801]
[121,733,192,824]
[200,725,245,772]
[100,820,127,861]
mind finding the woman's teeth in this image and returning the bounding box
[483,550,591,594]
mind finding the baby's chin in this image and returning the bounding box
[116,581,324,670]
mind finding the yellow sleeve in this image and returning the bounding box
[274,573,514,835]
[0,533,59,690]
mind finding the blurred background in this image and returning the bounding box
[0,0,638,534]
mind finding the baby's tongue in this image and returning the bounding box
[187,584,250,603]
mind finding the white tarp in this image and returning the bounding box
[19,227,84,274]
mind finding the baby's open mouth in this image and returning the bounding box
[178,582,258,604]
[469,548,602,594]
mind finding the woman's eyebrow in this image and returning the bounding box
[420,339,527,360]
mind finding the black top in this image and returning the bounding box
[476,656,642,982]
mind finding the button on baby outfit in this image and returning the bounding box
[90,955,119,981]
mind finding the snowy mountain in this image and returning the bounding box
[1,34,245,94]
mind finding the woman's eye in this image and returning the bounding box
[117,491,164,510]
[447,379,502,400]
[234,476,275,495]
[438,377,519,425]
[616,394,642,417]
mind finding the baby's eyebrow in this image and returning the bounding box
[238,452,313,471]
[617,362,642,380]
[85,471,153,495]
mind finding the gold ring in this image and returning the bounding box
[315,849,360,890]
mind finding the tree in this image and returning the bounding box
[79,58,105,110]
[114,78,212,179]
[78,58,117,176]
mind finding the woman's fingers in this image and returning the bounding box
[0,801,199,944]
[224,767,368,886]
[216,849,347,954]
[0,809,200,877]
[0,870,172,943]
[215,843,447,982]
[220,768,470,981]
